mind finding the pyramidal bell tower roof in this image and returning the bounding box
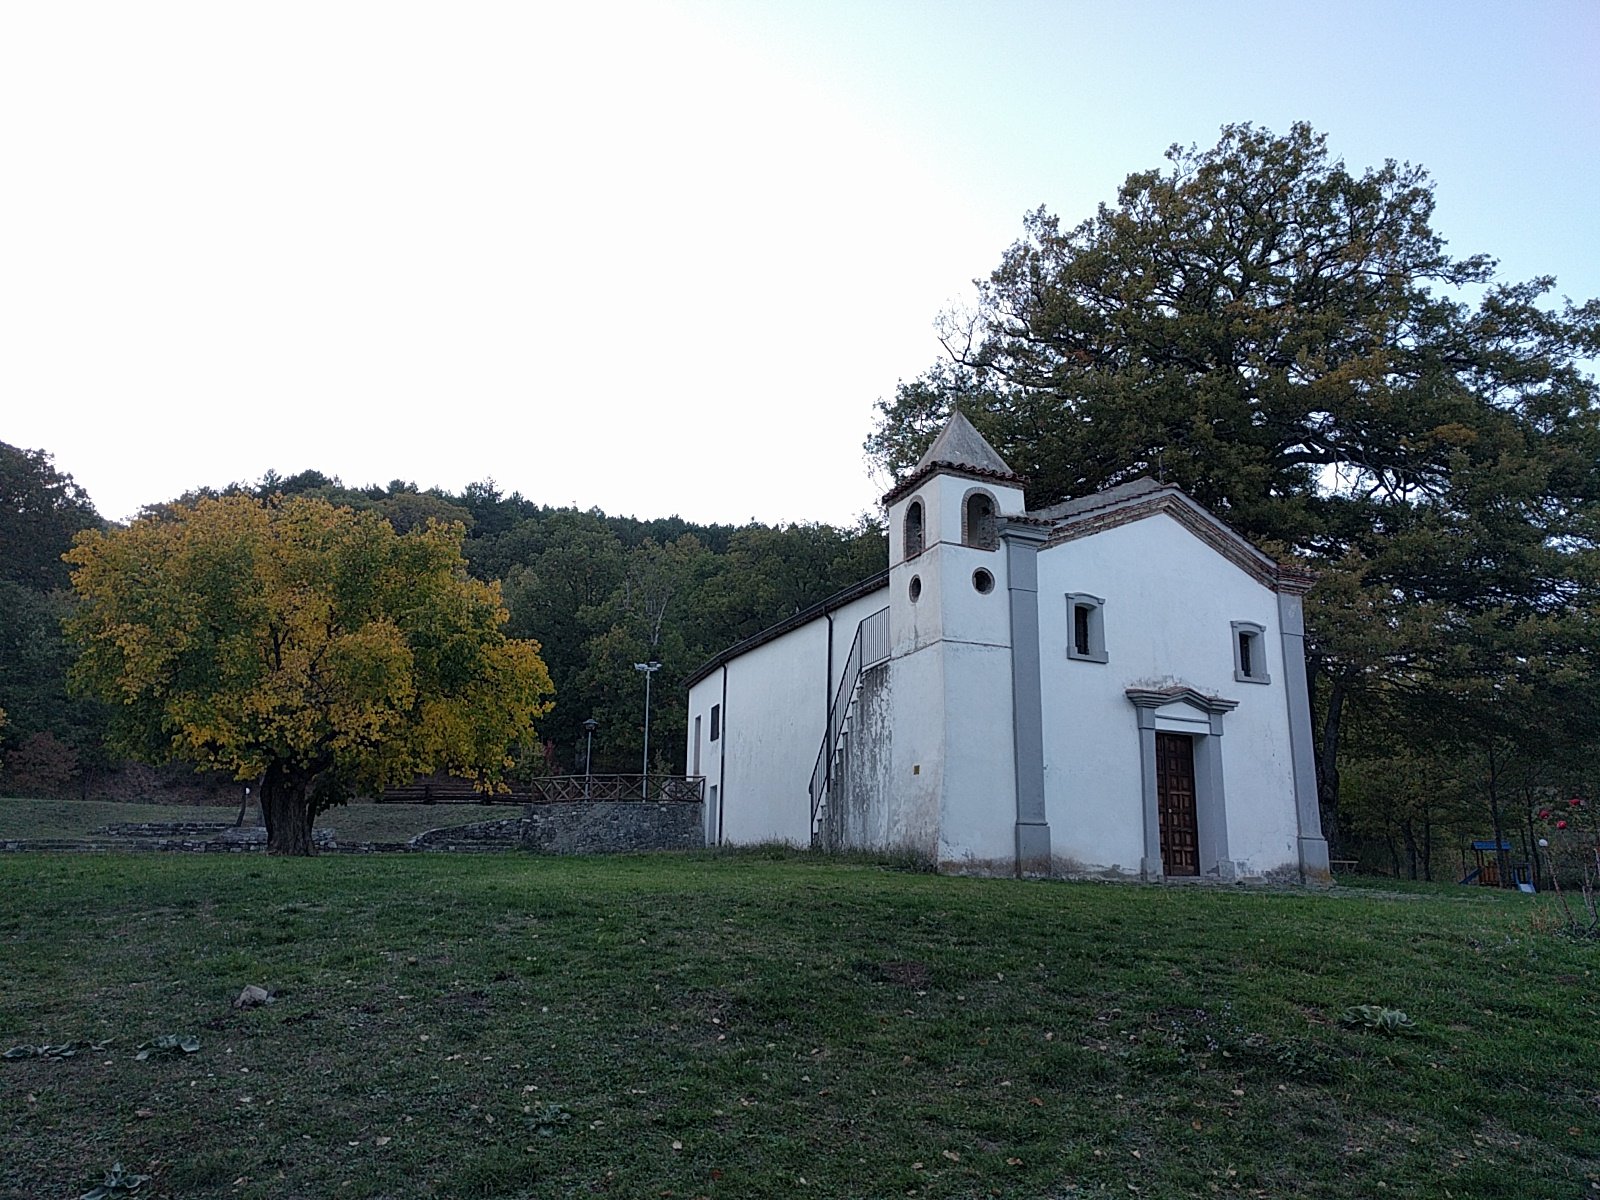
[883,410,1019,506]
[913,410,1015,477]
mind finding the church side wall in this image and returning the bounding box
[1036,514,1301,880]
[686,588,889,848]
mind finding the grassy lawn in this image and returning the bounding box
[0,797,505,843]
[1,852,1595,1200]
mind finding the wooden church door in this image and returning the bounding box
[1156,732,1200,876]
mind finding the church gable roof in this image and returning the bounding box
[1037,478,1310,595]
[1029,475,1168,522]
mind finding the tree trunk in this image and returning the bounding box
[1401,819,1419,881]
[260,761,318,856]
[1486,743,1509,889]
[1314,675,1347,855]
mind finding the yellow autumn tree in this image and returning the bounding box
[66,495,554,854]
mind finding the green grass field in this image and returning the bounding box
[0,797,505,843]
[1,851,1595,1199]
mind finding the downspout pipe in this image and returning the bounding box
[824,612,834,795]
[717,663,728,846]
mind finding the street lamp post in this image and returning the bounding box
[582,717,598,799]
[633,661,661,798]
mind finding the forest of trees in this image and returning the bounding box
[4,122,1597,884]
[0,442,886,804]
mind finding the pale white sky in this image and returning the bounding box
[3,1,1596,527]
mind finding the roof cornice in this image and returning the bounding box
[881,462,1023,507]
[1045,489,1311,594]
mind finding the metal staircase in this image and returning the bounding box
[809,607,890,843]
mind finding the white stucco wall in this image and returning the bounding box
[935,639,1019,870]
[886,482,1020,872]
[1036,511,1301,879]
[686,586,889,847]
[693,486,1306,881]
[890,476,1027,565]
[825,661,913,852]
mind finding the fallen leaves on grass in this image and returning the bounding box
[4,1039,113,1060]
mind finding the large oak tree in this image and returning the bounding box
[869,123,1600,851]
[66,495,554,854]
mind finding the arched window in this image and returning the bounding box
[963,490,997,550]
[904,500,924,559]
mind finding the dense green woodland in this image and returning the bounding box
[0,442,884,802]
[4,123,1599,885]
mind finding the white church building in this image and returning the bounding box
[685,413,1331,885]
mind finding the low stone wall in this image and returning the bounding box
[405,803,704,854]
[408,818,527,853]
[519,801,704,855]
[2,804,705,856]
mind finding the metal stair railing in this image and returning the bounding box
[808,607,890,835]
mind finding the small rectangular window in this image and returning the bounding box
[710,704,721,741]
[1232,621,1270,684]
[1066,593,1107,663]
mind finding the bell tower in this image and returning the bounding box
[883,412,1045,873]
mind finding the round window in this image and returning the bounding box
[972,568,995,594]
[909,575,922,603]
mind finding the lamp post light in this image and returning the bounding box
[633,661,661,798]
[582,717,598,798]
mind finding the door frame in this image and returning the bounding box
[1127,686,1238,881]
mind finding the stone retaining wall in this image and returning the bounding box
[1,803,705,856]
[520,801,704,854]
[408,818,527,853]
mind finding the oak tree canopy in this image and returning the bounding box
[66,495,554,854]
[868,122,1600,850]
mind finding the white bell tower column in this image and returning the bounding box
[882,412,1038,874]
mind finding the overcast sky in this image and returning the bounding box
[3,1,1596,527]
